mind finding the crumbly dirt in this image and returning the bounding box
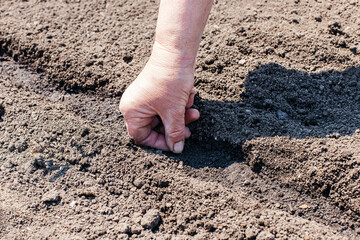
[0,0,359,239]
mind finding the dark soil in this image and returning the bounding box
[0,0,359,239]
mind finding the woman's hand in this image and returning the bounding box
[120,44,200,153]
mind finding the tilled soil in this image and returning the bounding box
[0,0,359,239]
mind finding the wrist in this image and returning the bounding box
[149,40,196,71]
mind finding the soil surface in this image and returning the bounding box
[1,0,359,239]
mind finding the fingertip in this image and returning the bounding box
[185,108,200,125]
[193,109,200,120]
[173,141,184,154]
[161,110,186,153]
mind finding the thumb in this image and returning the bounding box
[161,108,186,154]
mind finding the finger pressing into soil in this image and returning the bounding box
[185,108,200,125]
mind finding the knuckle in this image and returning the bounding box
[167,127,185,140]
[169,107,185,118]
[128,129,137,139]
[119,100,135,118]
[126,124,141,141]
[119,100,129,114]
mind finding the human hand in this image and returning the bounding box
[119,44,200,153]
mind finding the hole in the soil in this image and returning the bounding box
[322,185,331,197]
[36,67,45,73]
[44,197,62,207]
[155,180,170,188]
[123,55,133,63]
[13,54,19,62]
[81,128,90,137]
[0,104,4,122]
[328,22,346,36]
[79,163,90,172]
[251,162,264,173]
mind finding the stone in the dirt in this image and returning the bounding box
[238,59,246,66]
[42,190,61,203]
[69,201,77,207]
[141,209,161,230]
[21,159,37,174]
[117,223,130,234]
[132,212,142,224]
[299,204,309,209]
[130,224,143,234]
[257,230,275,240]
[133,178,144,188]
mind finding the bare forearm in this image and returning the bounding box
[150,0,213,69]
[120,0,212,153]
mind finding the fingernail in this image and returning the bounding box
[173,141,184,154]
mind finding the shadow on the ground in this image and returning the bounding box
[166,63,360,168]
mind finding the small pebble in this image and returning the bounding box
[177,161,184,169]
[131,224,143,234]
[299,204,309,209]
[133,178,144,188]
[132,212,142,224]
[42,190,61,203]
[238,59,246,66]
[69,201,77,207]
[141,209,161,230]
[117,223,130,234]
